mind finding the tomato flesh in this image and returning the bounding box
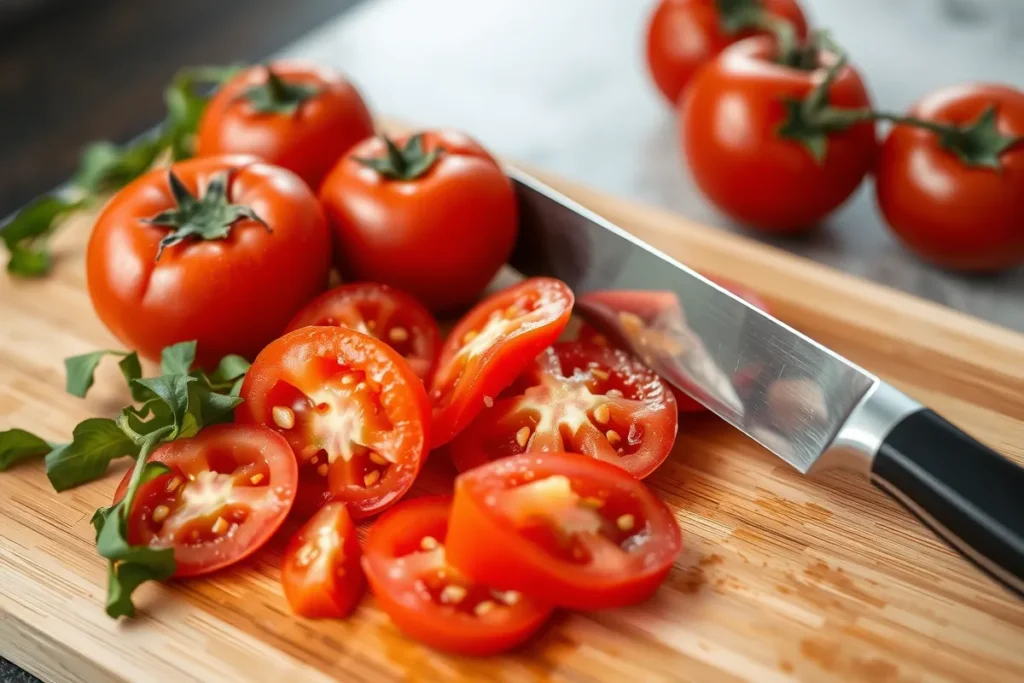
[446,453,682,609]
[237,326,430,520]
[449,342,677,478]
[114,424,298,577]
[362,495,551,655]
[429,277,574,447]
[286,282,441,381]
[282,502,364,618]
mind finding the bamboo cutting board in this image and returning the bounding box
[1,169,1023,683]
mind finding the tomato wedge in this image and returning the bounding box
[286,283,441,381]
[446,453,682,610]
[362,495,552,655]
[236,326,431,520]
[282,502,364,619]
[429,277,574,447]
[114,424,297,577]
[449,342,677,478]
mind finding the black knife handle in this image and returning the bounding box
[872,408,1024,596]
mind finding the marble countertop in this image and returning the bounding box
[281,0,1024,330]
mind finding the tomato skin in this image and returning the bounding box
[362,495,552,655]
[646,0,809,106]
[197,61,374,190]
[680,37,876,232]
[286,282,441,381]
[86,155,331,368]
[320,130,518,313]
[113,424,298,577]
[875,84,1024,271]
[446,453,683,610]
[236,326,431,520]
[429,278,575,448]
[282,502,364,619]
[448,342,677,478]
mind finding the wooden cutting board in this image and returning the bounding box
[1,168,1022,683]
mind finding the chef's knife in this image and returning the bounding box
[507,168,1024,596]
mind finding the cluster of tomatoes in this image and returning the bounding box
[646,0,1024,271]
[82,62,715,654]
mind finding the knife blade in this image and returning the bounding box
[507,168,1024,597]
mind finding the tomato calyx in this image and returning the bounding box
[354,134,442,181]
[239,65,322,116]
[143,170,270,260]
[716,0,804,68]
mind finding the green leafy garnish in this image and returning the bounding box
[160,340,197,375]
[0,428,52,470]
[2,195,86,277]
[45,418,139,492]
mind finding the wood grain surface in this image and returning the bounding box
[1,170,1023,682]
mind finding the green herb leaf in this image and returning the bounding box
[206,354,250,391]
[2,195,85,277]
[160,341,197,375]
[116,398,174,444]
[132,375,197,439]
[117,352,153,402]
[164,64,243,161]
[64,350,129,398]
[0,428,51,470]
[199,390,244,426]
[44,418,139,491]
[105,555,175,619]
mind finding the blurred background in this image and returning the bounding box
[1,0,1022,326]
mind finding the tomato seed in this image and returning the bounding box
[212,517,229,535]
[340,374,357,385]
[440,585,467,604]
[165,477,183,493]
[606,430,622,447]
[593,404,610,424]
[617,514,635,532]
[317,463,329,477]
[309,455,320,466]
[271,406,295,430]
[483,395,494,408]
[462,330,478,344]
[364,470,381,487]
[369,452,388,466]
[249,473,264,485]
[590,367,610,381]
[491,589,522,606]
[355,382,367,392]
[152,505,170,523]
[515,426,531,448]
[388,327,409,342]
[580,496,604,509]
[474,600,497,616]
[606,389,624,398]
[420,536,439,551]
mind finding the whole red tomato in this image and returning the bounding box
[87,155,331,367]
[319,130,518,313]
[646,0,809,106]
[875,84,1024,271]
[680,37,876,232]
[197,61,374,190]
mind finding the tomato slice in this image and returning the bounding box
[286,282,441,381]
[362,495,552,655]
[114,424,298,577]
[282,502,364,619]
[236,326,431,520]
[446,453,682,610]
[448,342,677,478]
[429,277,574,447]
[578,279,767,413]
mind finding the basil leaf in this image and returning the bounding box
[164,64,242,161]
[160,341,197,375]
[2,195,84,277]
[105,554,175,619]
[116,398,175,444]
[75,136,167,195]
[199,390,244,426]
[0,428,51,470]
[133,375,196,438]
[117,352,153,402]
[205,354,250,392]
[65,350,131,398]
[44,418,139,491]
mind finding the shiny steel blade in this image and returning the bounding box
[507,169,878,474]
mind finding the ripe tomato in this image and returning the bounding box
[281,502,364,619]
[197,61,374,190]
[320,130,518,312]
[362,495,551,655]
[86,155,331,368]
[449,343,677,478]
[286,282,441,381]
[646,0,809,106]
[875,84,1024,271]
[429,278,574,448]
[113,424,297,577]
[680,36,876,232]
[236,326,431,520]
[446,453,683,609]
[578,279,767,413]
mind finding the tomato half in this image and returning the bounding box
[282,502,364,619]
[86,155,331,367]
[236,326,431,520]
[362,495,552,655]
[286,282,441,381]
[680,36,876,232]
[446,453,682,610]
[875,84,1024,271]
[114,424,298,577]
[320,130,518,312]
[449,343,677,478]
[646,0,809,106]
[428,278,574,448]
[197,61,374,190]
